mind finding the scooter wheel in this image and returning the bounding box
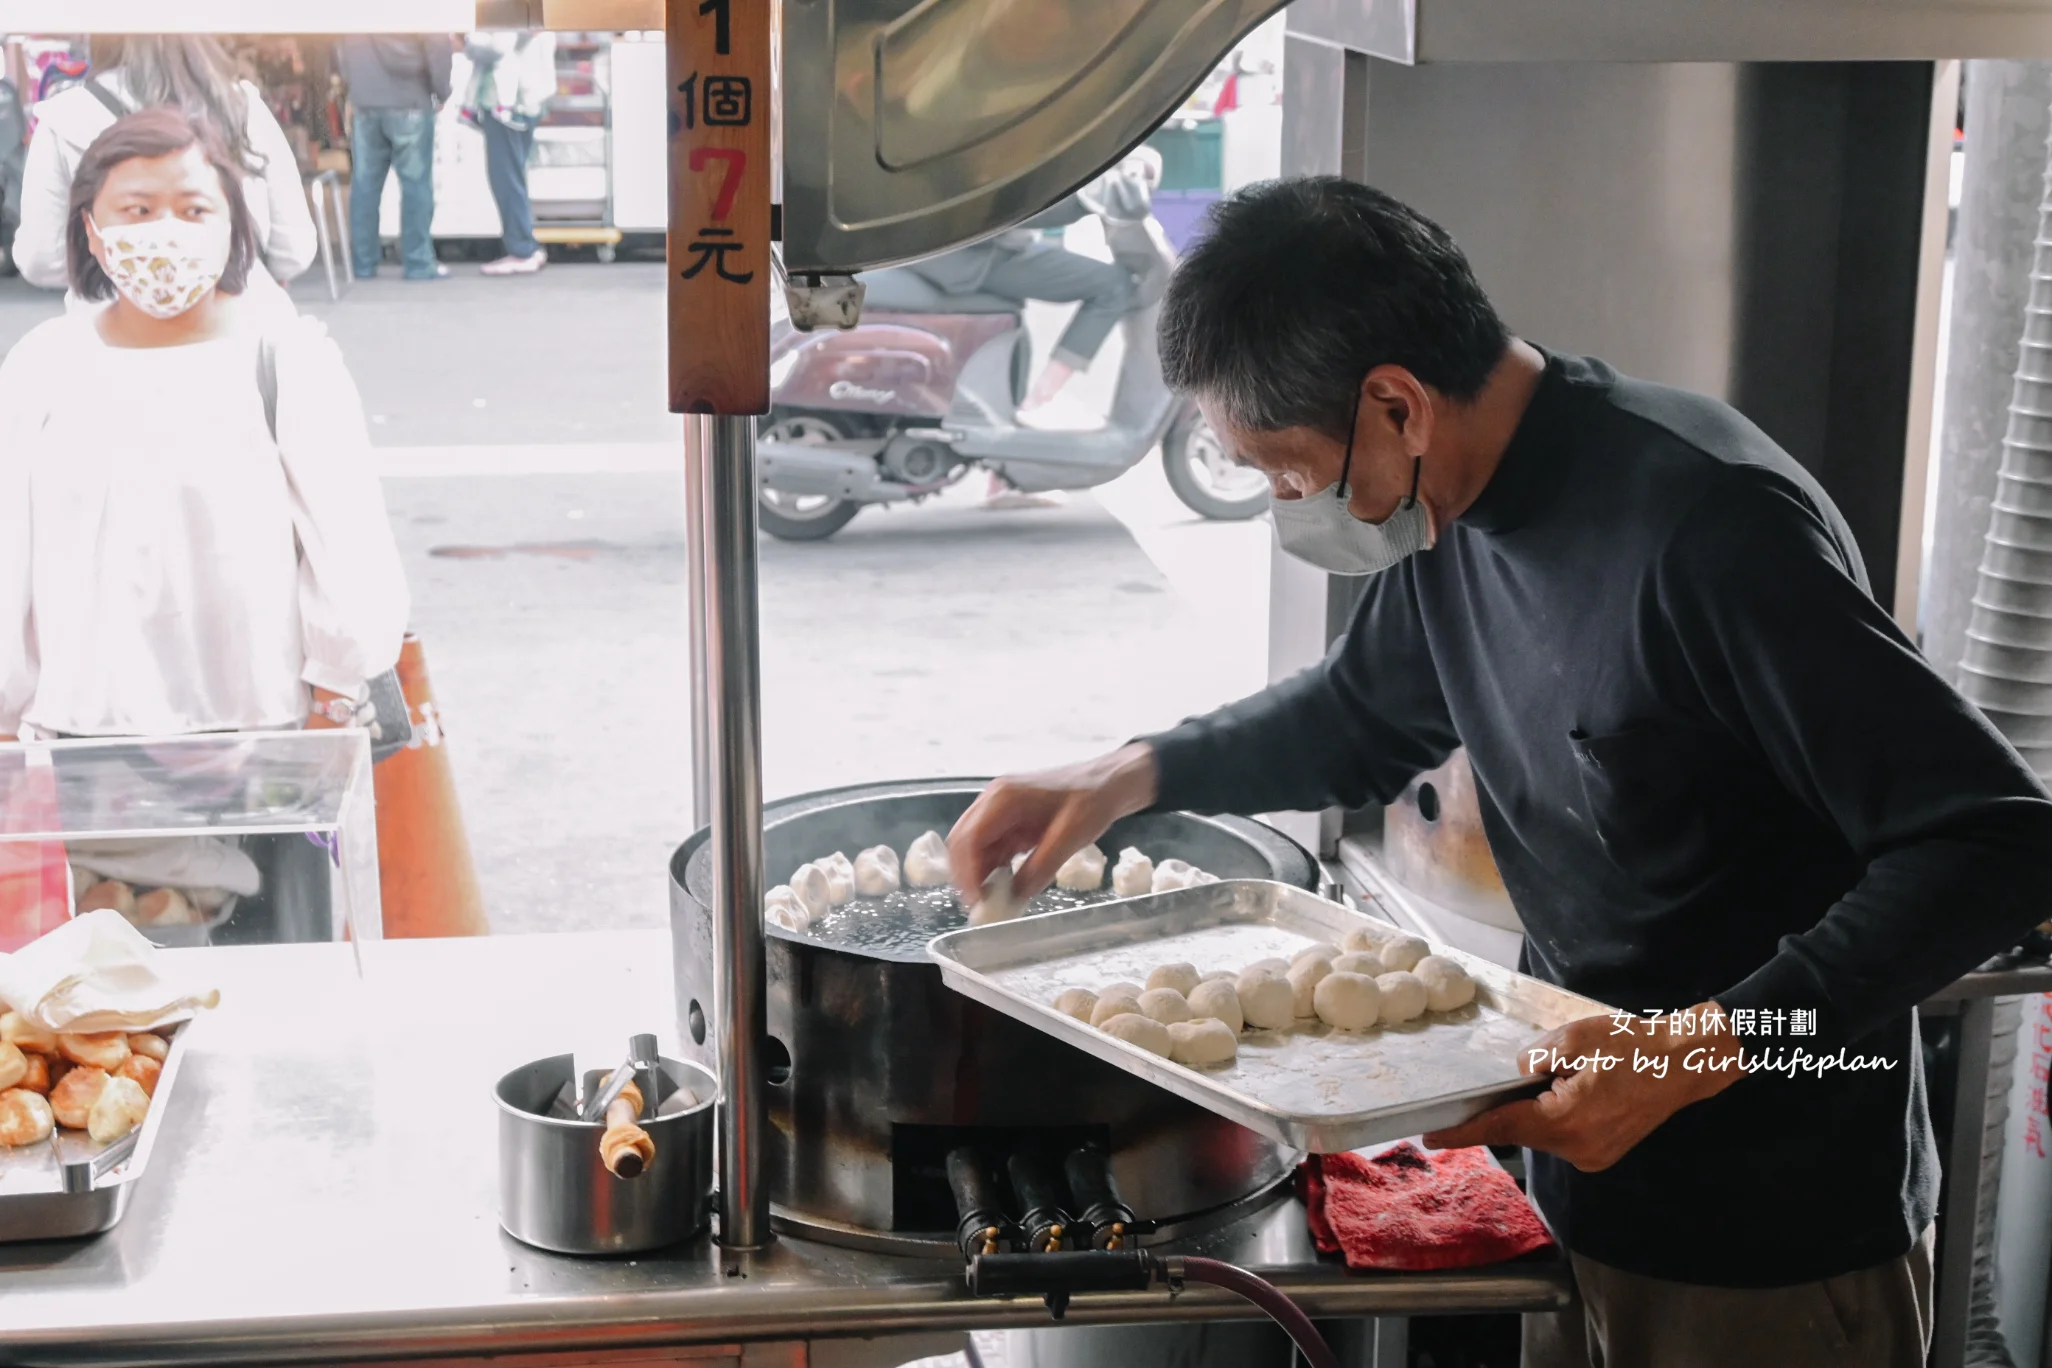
[1163,409,1269,521]
[759,490,860,541]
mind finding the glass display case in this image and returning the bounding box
[0,730,380,951]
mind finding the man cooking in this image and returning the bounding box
[947,176,2052,1367]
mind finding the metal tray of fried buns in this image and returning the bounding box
[929,880,1612,1153]
[0,1020,192,1242]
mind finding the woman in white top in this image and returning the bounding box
[13,37,318,312]
[0,107,408,743]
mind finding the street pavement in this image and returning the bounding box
[0,264,1271,933]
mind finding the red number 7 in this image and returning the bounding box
[690,147,747,222]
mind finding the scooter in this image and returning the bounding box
[756,160,1269,541]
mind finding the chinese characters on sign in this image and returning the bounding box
[668,0,770,414]
[1607,1006,1820,1038]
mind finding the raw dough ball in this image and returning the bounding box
[1376,971,1429,1023]
[1380,935,1431,973]
[854,845,902,896]
[1332,951,1382,978]
[1340,926,1381,954]
[1415,955,1478,1011]
[1090,990,1143,1028]
[1054,988,1099,1023]
[1236,971,1295,1031]
[1244,957,1291,978]
[1292,942,1341,968]
[789,864,833,920]
[88,1075,149,1144]
[1288,959,1331,1018]
[1137,987,1192,1025]
[968,869,1022,926]
[1101,1012,1173,1058]
[1314,972,1382,1030]
[763,885,811,934]
[1111,847,1154,897]
[905,830,951,888]
[1102,981,1143,999]
[1201,969,1237,983]
[1188,979,1244,1034]
[1146,962,1203,996]
[1152,859,1203,893]
[0,1088,53,1147]
[1169,1018,1239,1067]
[1055,844,1107,891]
[818,852,857,904]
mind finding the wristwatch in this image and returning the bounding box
[315,695,361,726]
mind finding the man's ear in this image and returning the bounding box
[1362,365,1435,457]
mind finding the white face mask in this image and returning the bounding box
[1271,458,1432,576]
[1270,389,1434,576]
[90,213,231,319]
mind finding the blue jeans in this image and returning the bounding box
[479,112,538,258]
[350,108,436,278]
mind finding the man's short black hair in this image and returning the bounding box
[1160,176,1509,439]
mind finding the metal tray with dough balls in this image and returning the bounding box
[928,880,1613,1153]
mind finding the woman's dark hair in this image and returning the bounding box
[1159,177,1510,439]
[67,107,259,301]
[86,36,261,172]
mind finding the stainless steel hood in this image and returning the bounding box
[778,0,2052,273]
[779,0,1287,272]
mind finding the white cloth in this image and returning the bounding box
[0,309,410,736]
[13,72,320,293]
[0,908,220,1033]
[69,836,263,898]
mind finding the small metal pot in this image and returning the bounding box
[495,1053,714,1255]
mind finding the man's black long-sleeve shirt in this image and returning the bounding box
[1145,351,2052,1287]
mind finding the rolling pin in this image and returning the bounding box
[598,1077,655,1179]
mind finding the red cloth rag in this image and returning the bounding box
[1300,1143,1554,1271]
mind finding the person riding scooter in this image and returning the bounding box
[900,193,1135,435]
[759,149,1268,540]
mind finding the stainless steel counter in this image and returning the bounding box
[0,932,1570,1367]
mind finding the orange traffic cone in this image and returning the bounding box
[372,635,490,937]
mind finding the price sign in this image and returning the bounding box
[668,0,770,415]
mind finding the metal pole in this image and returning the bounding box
[685,417,714,830]
[700,414,772,1251]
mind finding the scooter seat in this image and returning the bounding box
[858,266,1021,316]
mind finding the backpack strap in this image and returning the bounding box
[82,76,132,120]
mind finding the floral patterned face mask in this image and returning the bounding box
[89,213,232,319]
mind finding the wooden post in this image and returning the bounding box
[668,0,772,416]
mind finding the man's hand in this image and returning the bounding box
[1422,1002,1746,1171]
[947,743,1158,900]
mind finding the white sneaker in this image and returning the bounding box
[481,248,548,276]
[1015,392,1105,432]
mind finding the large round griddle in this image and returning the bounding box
[667,777,1317,1254]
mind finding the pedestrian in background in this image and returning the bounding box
[13,35,316,317]
[336,35,452,282]
[0,108,408,746]
[461,31,555,277]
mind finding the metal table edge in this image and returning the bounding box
[0,1256,1573,1366]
